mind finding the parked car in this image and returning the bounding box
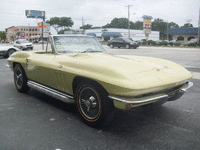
[0,46,21,58]
[188,38,198,44]
[14,39,33,50]
[137,39,146,45]
[156,40,164,44]
[38,40,47,44]
[170,40,178,43]
[7,35,193,127]
[32,40,39,43]
[108,37,139,49]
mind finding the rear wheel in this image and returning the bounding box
[75,80,115,127]
[125,44,130,49]
[14,64,30,93]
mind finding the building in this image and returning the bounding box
[84,28,160,41]
[166,28,199,44]
[5,26,42,42]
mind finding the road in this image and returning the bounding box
[0,44,200,150]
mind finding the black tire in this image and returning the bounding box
[118,47,120,48]
[5,49,16,58]
[20,46,23,50]
[125,44,130,49]
[110,44,114,48]
[14,64,30,93]
[133,46,137,49]
[75,80,115,127]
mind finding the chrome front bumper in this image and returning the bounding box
[109,82,193,110]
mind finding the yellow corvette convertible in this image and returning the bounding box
[7,35,193,127]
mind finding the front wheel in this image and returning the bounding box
[14,64,30,93]
[5,49,15,58]
[75,80,115,127]
[110,44,114,48]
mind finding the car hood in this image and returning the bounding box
[0,46,21,51]
[57,53,193,89]
[20,43,32,45]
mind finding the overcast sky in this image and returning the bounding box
[0,0,199,34]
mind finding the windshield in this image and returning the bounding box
[19,40,29,43]
[53,36,106,54]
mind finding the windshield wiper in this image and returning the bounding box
[73,48,102,57]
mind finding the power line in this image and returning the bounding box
[0,11,24,16]
[1,0,40,6]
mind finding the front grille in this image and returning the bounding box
[134,83,186,98]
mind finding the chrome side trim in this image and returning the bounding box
[108,95,169,105]
[27,80,75,103]
[109,81,193,106]
[180,82,193,92]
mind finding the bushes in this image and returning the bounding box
[138,40,182,47]
[174,42,181,46]
[147,40,156,46]
[187,43,199,47]
[157,41,168,46]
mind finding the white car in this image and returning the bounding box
[14,39,33,50]
[188,39,198,44]
[0,46,21,58]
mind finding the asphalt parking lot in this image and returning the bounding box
[0,44,200,150]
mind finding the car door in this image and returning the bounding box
[113,38,120,47]
[49,55,75,94]
[118,38,125,47]
[25,52,57,87]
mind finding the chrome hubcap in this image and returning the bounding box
[15,68,23,88]
[79,87,101,120]
[82,96,97,112]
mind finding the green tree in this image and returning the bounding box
[168,22,179,28]
[92,26,101,29]
[102,18,143,30]
[102,18,129,29]
[80,24,93,29]
[0,31,6,42]
[130,21,143,30]
[181,23,193,28]
[10,35,14,41]
[152,18,167,39]
[46,17,73,33]
[58,28,71,34]
[152,19,180,39]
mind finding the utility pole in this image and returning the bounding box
[82,17,85,27]
[126,5,133,39]
[167,21,169,41]
[42,14,45,50]
[198,8,200,46]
